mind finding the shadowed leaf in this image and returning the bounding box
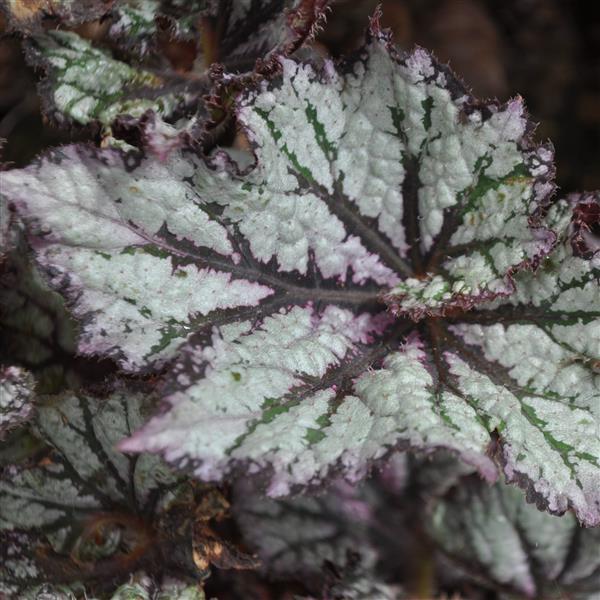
[429,476,600,598]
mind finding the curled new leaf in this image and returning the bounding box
[108,0,329,67]
[19,1,330,131]
[2,23,598,524]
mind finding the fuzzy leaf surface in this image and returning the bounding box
[428,477,600,599]
[3,28,599,522]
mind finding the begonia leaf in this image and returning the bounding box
[322,576,405,600]
[3,24,598,525]
[13,575,205,600]
[234,479,412,598]
[0,388,195,595]
[428,476,600,599]
[234,481,377,582]
[0,198,17,257]
[25,30,203,128]
[106,572,206,599]
[18,1,329,131]
[107,0,329,66]
[196,0,330,71]
[430,193,600,526]
[12,572,206,600]
[0,236,82,394]
[107,0,170,58]
[0,366,35,441]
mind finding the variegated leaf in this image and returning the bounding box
[0,238,79,394]
[0,389,185,594]
[104,573,206,600]
[1,534,71,595]
[428,476,600,599]
[18,582,82,599]
[234,479,409,598]
[0,198,17,257]
[22,1,329,130]
[117,29,581,511]
[25,30,203,128]
[322,576,405,600]
[0,366,35,440]
[4,24,598,524]
[234,481,377,582]
[107,0,170,58]
[197,0,329,71]
[9,574,206,600]
[431,193,600,526]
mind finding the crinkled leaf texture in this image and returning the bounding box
[2,26,599,524]
[0,366,35,440]
[429,476,600,599]
[21,1,329,129]
[26,30,203,128]
[0,389,184,595]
